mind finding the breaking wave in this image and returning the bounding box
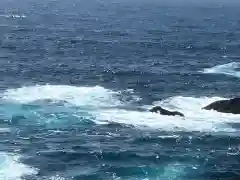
[202,62,240,78]
[1,85,240,134]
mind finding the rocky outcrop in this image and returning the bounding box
[202,98,240,114]
[149,106,184,117]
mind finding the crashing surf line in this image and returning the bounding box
[1,85,239,134]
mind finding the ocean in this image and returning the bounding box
[0,0,240,179]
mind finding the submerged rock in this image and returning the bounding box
[202,98,240,114]
[149,106,184,117]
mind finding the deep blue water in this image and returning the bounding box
[0,0,240,179]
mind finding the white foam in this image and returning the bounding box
[2,85,240,134]
[87,96,240,133]
[0,152,37,180]
[202,62,240,78]
[2,85,122,108]
[0,14,26,18]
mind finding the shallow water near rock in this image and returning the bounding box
[0,0,240,179]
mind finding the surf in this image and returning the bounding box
[201,62,240,78]
[1,85,239,135]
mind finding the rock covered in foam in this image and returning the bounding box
[149,106,184,117]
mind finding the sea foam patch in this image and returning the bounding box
[1,85,240,134]
[96,96,239,133]
[2,85,122,108]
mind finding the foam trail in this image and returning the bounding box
[202,62,240,78]
[2,85,240,134]
[0,152,37,180]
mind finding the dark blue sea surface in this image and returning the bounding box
[0,0,240,179]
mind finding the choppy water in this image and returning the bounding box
[0,0,240,179]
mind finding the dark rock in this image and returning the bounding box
[149,106,184,117]
[202,98,240,114]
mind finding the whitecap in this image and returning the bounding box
[0,14,26,18]
[201,62,240,78]
[2,84,122,108]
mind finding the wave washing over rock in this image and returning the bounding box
[1,0,240,179]
[1,85,240,179]
[1,85,239,134]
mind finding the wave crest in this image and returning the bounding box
[202,62,240,78]
[2,85,122,108]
